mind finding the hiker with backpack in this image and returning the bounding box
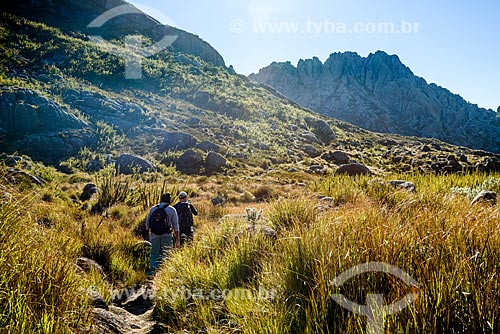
[174,191,198,246]
[145,193,180,275]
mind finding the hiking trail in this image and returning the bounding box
[91,280,166,334]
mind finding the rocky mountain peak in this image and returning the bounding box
[250,51,500,153]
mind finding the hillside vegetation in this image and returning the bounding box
[2,159,500,333]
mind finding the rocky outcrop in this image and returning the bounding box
[115,154,156,175]
[196,141,221,153]
[305,117,335,144]
[0,87,95,163]
[304,145,320,158]
[8,129,95,164]
[62,89,146,130]
[250,51,500,153]
[0,87,87,134]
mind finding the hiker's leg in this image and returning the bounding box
[149,237,161,273]
[184,228,193,244]
[180,226,190,246]
[159,235,174,262]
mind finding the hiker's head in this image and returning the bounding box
[160,193,171,204]
[179,191,188,202]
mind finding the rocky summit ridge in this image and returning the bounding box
[250,51,500,153]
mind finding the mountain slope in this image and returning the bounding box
[1,2,500,175]
[3,0,225,67]
[249,51,500,153]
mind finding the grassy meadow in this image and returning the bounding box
[1,160,500,333]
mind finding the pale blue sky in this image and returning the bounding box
[128,0,499,111]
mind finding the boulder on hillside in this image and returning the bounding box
[475,158,500,173]
[471,190,497,206]
[161,131,197,151]
[205,152,227,174]
[115,154,156,175]
[196,140,221,153]
[304,145,320,158]
[305,117,336,144]
[322,150,350,164]
[76,257,104,276]
[308,165,325,174]
[211,196,225,206]
[301,131,321,144]
[335,163,372,176]
[235,224,277,242]
[176,149,203,174]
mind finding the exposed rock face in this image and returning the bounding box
[0,87,94,163]
[9,129,94,164]
[62,89,146,131]
[4,0,225,67]
[250,51,500,153]
[0,87,87,134]
[115,154,156,174]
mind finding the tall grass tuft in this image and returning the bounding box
[0,191,90,333]
[267,196,317,231]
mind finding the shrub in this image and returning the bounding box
[93,168,132,212]
[252,185,277,202]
